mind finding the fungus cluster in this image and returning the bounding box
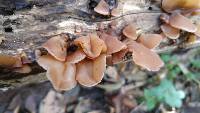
[37,23,165,91]
[161,0,200,39]
[35,0,200,91]
[37,34,107,90]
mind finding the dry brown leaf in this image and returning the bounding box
[105,66,120,81]
[39,90,66,113]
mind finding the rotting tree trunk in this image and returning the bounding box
[0,0,200,89]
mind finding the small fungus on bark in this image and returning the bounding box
[137,34,163,49]
[169,12,197,33]
[126,41,164,71]
[123,24,138,40]
[94,0,110,15]
[161,23,180,39]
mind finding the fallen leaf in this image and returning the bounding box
[39,90,66,113]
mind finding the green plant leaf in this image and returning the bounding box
[191,59,200,69]
[144,79,185,110]
[161,54,171,63]
[144,89,157,110]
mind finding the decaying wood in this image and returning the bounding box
[0,0,199,89]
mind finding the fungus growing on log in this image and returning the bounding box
[74,33,107,59]
[169,12,197,33]
[94,0,110,15]
[42,34,68,61]
[37,33,108,90]
[123,24,137,40]
[137,34,163,49]
[35,17,175,91]
[76,54,106,87]
[126,41,164,71]
[160,12,199,40]
[99,33,127,54]
[37,55,77,91]
[162,0,200,12]
[161,23,180,39]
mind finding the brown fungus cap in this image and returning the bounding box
[111,48,129,64]
[94,0,110,15]
[76,54,106,87]
[66,49,86,63]
[123,24,137,40]
[169,12,197,33]
[137,34,163,49]
[126,41,164,71]
[111,8,120,17]
[37,55,77,91]
[162,0,200,12]
[0,55,22,67]
[74,33,107,59]
[42,35,68,61]
[100,33,127,55]
[161,23,180,39]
